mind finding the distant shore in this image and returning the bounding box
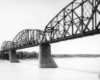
[0,50,100,60]
[52,54,100,58]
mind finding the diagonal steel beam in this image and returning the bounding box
[73,10,90,33]
[88,0,100,15]
[65,10,82,33]
[84,0,100,31]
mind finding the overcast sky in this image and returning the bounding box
[0,0,100,54]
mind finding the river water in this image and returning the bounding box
[0,58,100,80]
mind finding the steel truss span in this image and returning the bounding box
[1,41,14,51]
[1,29,44,51]
[43,0,100,43]
[1,0,100,51]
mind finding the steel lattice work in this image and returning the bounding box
[1,29,44,51]
[1,41,14,50]
[13,29,44,50]
[1,0,100,51]
[43,0,100,43]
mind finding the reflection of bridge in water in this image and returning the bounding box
[1,0,100,68]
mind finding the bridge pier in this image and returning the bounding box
[39,43,58,68]
[9,50,20,63]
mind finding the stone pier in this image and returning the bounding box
[9,50,20,63]
[39,43,58,68]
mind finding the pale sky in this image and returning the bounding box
[0,0,100,54]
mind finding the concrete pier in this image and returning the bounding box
[39,43,58,68]
[9,50,20,63]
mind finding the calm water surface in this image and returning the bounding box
[0,58,100,80]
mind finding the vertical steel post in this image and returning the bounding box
[72,3,74,35]
[63,8,66,37]
[92,0,94,30]
[81,0,84,33]
[95,0,97,29]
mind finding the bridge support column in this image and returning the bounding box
[9,50,20,63]
[39,43,58,68]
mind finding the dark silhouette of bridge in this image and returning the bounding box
[1,0,100,68]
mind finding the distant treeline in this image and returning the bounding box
[0,51,100,60]
[0,51,38,60]
[16,51,38,59]
[52,54,100,58]
[0,52,9,60]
